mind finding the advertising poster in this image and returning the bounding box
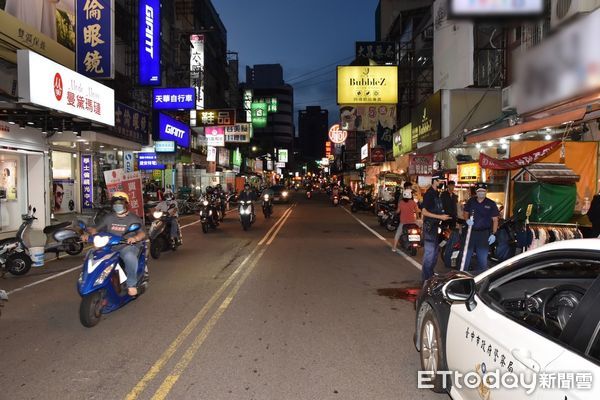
[52,179,75,214]
[337,66,398,104]
[0,160,17,200]
[103,169,144,219]
[340,105,397,139]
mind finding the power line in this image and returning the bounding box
[286,55,354,83]
[293,77,337,91]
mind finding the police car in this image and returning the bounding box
[414,239,600,399]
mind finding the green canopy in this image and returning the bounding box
[513,182,576,223]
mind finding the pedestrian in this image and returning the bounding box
[392,188,420,252]
[587,192,600,237]
[462,183,500,273]
[421,178,451,282]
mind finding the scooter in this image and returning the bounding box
[332,194,340,206]
[77,222,148,328]
[306,190,312,199]
[399,223,422,256]
[0,230,31,277]
[149,205,181,259]
[262,194,273,218]
[350,194,374,213]
[378,203,396,227]
[22,207,83,259]
[239,200,255,231]
[199,198,220,234]
[0,290,7,318]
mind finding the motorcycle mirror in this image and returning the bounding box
[127,223,141,233]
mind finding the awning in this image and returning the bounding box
[466,107,587,144]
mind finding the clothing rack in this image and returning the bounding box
[527,222,579,227]
[523,222,583,252]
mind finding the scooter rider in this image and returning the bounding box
[392,189,420,253]
[462,183,499,273]
[154,191,180,244]
[421,178,451,282]
[238,183,257,215]
[82,192,146,297]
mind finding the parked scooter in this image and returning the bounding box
[399,223,422,256]
[149,204,181,259]
[199,198,220,233]
[0,222,32,276]
[77,221,148,327]
[350,194,374,213]
[262,193,273,218]
[378,203,396,227]
[239,200,255,231]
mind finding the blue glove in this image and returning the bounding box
[488,234,496,245]
[466,217,474,227]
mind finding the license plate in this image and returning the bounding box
[451,251,460,260]
[439,240,447,248]
[409,234,420,242]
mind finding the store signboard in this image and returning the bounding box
[123,151,134,173]
[254,159,263,173]
[266,160,273,171]
[409,154,434,176]
[321,157,330,166]
[224,123,251,143]
[411,91,441,146]
[400,123,412,154]
[337,66,398,104]
[152,88,195,110]
[197,109,236,127]
[355,41,398,65]
[139,0,161,85]
[325,141,332,158]
[218,148,230,168]
[81,154,93,209]
[138,152,165,170]
[243,89,253,122]
[76,0,114,79]
[232,148,242,167]
[206,126,225,147]
[392,130,402,158]
[113,102,148,144]
[361,144,369,161]
[104,169,144,218]
[370,147,385,163]
[251,102,268,128]
[154,141,176,153]
[206,146,217,162]
[328,124,348,144]
[276,162,286,168]
[278,149,289,163]
[190,34,205,126]
[18,50,115,126]
[457,162,481,182]
[449,0,543,17]
[156,113,189,147]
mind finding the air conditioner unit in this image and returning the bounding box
[550,0,600,29]
[501,85,516,112]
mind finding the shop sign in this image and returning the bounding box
[276,162,286,168]
[156,113,189,148]
[139,0,161,85]
[138,152,165,170]
[254,159,263,173]
[113,102,149,144]
[218,148,230,168]
[243,89,253,123]
[123,151,134,173]
[400,123,412,154]
[411,92,441,145]
[206,146,217,162]
[355,41,398,65]
[76,0,114,79]
[337,66,398,104]
[409,154,434,176]
[278,149,289,163]
[370,147,386,163]
[190,34,205,125]
[154,141,175,153]
[81,154,93,209]
[321,158,330,166]
[479,141,561,170]
[224,123,251,143]
[515,8,600,114]
[449,0,543,17]
[17,50,115,126]
[197,109,236,127]
[103,169,144,218]
[392,130,402,158]
[206,126,225,147]
[361,144,369,161]
[457,162,482,183]
[251,102,268,128]
[328,124,348,144]
[355,163,365,169]
[255,97,278,113]
[231,148,242,168]
[267,160,273,171]
[152,88,195,110]
[325,141,332,158]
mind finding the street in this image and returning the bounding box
[0,193,444,400]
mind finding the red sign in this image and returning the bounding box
[370,147,386,163]
[325,141,332,157]
[53,73,63,101]
[104,169,145,219]
[328,124,348,144]
[409,154,434,175]
[479,141,560,170]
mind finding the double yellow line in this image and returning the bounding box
[125,205,295,400]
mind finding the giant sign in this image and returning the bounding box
[17,50,115,126]
[139,0,160,85]
[76,0,114,79]
[156,113,189,147]
[337,66,398,104]
[153,88,195,110]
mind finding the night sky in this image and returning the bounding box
[212,0,377,129]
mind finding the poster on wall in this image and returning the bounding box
[0,160,17,200]
[52,179,76,214]
[103,169,144,219]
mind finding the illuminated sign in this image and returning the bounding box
[206,126,225,147]
[81,154,94,208]
[449,0,543,17]
[337,66,398,104]
[190,34,205,126]
[224,123,251,143]
[139,0,161,85]
[156,113,189,147]
[251,102,268,128]
[457,162,482,183]
[197,109,236,127]
[328,124,348,144]
[153,88,195,110]
[361,144,369,161]
[278,149,289,163]
[325,141,332,158]
[154,141,175,153]
[138,152,165,170]
[207,146,217,162]
[76,0,114,79]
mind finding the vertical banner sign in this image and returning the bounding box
[103,169,144,218]
[190,34,205,126]
[81,154,94,209]
[76,0,114,79]
[139,0,161,85]
[123,151,134,172]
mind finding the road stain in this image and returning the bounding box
[376,285,421,303]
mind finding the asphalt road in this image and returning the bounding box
[0,193,448,400]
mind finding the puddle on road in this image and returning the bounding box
[377,281,422,303]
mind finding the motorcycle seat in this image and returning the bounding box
[0,237,19,246]
[43,221,71,234]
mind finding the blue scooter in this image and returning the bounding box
[77,222,148,328]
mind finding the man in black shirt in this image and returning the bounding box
[421,178,451,282]
[440,180,458,220]
[588,193,600,237]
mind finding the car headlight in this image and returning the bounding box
[93,235,110,249]
[203,201,209,206]
[153,211,163,219]
[94,265,114,286]
[282,191,288,197]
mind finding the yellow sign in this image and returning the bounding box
[457,162,481,183]
[337,66,398,104]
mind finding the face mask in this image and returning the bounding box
[477,192,486,200]
[113,204,125,214]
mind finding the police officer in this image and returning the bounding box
[421,177,451,282]
[462,183,500,272]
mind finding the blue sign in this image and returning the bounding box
[113,102,150,144]
[139,0,161,85]
[138,152,165,170]
[81,154,94,208]
[76,0,114,79]
[154,141,176,152]
[153,88,195,110]
[157,113,190,148]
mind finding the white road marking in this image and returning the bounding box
[341,207,422,270]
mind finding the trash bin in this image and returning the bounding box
[30,247,45,267]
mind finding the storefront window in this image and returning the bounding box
[0,152,27,232]
[51,151,78,215]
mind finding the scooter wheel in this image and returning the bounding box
[385,221,397,232]
[6,253,32,276]
[79,291,103,328]
[65,238,84,256]
[150,238,163,259]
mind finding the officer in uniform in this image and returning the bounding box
[421,177,451,282]
[462,183,500,272]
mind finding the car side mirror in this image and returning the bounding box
[127,223,141,233]
[442,278,477,311]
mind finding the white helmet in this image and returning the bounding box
[403,189,412,199]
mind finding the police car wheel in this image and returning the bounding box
[419,309,447,393]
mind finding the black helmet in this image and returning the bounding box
[164,192,174,200]
[206,186,214,194]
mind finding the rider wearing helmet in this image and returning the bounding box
[82,192,146,296]
[155,191,180,244]
[392,188,420,253]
